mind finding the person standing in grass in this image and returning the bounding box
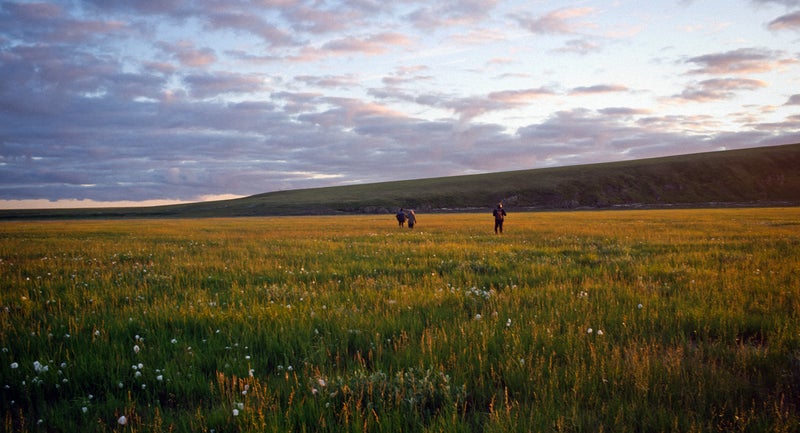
[493,202,506,234]
[407,209,416,229]
[396,208,406,227]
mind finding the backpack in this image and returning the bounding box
[396,212,406,222]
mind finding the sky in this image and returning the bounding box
[1,0,799,209]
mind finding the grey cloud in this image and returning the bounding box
[157,41,217,67]
[785,94,800,105]
[554,38,602,55]
[675,78,768,102]
[295,74,360,88]
[512,7,596,35]
[571,85,629,94]
[750,0,800,6]
[407,0,500,29]
[204,11,299,47]
[685,47,794,74]
[768,11,800,30]
[184,73,272,99]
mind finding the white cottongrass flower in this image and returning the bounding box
[118,415,127,425]
[81,407,88,414]
[637,303,643,309]
[232,409,239,417]
[156,375,163,382]
[237,402,244,410]
[133,345,140,354]
[587,328,593,334]
[10,362,18,369]
[33,361,48,373]
[474,314,482,320]
[171,338,178,344]
[597,330,604,336]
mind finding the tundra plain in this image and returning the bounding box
[1,208,798,432]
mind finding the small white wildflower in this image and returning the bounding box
[10,362,18,369]
[133,345,140,354]
[81,407,88,414]
[232,409,239,417]
[474,314,482,320]
[587,328,593,334]
[597,330,604,336]
[171,338,178,344]
[637,303,643,309]
[118,415,127,425]
[156,375,163,382]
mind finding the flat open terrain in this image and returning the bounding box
[1,209,799,432]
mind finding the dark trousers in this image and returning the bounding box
[494,219,503,233]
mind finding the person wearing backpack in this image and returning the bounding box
[396,208,407,227]
[492,203,506,234]
[406,209,416,229]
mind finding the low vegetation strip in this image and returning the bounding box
[2,143,799,219]
[1,208,799,432]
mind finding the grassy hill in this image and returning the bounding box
[3,142,800,219]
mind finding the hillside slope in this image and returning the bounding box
[3,143,800,219]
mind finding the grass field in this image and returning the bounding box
[1,208,799,432]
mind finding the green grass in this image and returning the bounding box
[1,209,799,432]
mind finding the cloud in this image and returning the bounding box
[768,11,800,31]
[513,7,597,35]
[322,32,412,54]
[674,78,768,102]
[184,73,272,99]
[553,38,602,55]
[291,32,412,61]
[407,0,500,29]
[295,74,361,89]
[369,86,555,122]
[0,1,131,44]
[158,41,217,67]
[685,47,797,74]
[204,11,298,47]
[785,94,800,105]
[750,0,800,7]
[570,85,629,95]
